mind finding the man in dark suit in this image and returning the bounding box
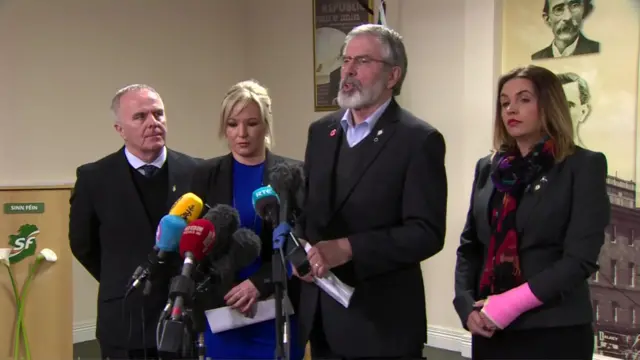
[531,0,599,60]
[296,24,448,359]
[69,84,200,360]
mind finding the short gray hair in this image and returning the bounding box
[110,84,159,115]
[343,24,408,96]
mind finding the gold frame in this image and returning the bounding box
[636,18,640,205]
[312,0,374,112]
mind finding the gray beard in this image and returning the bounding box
[337,79,386,109]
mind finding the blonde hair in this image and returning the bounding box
[218,80,274,149]
[493,65,575,162]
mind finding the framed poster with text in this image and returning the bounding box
[312,0,373,112]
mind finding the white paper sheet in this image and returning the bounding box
[205,297,294,334]
[304,243,355,308]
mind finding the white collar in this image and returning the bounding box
[552,36,579,57]
[124,146,167,169]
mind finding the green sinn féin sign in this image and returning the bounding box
[7,224,40,264]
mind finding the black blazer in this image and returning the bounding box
[531,32,600,60]
[69,147,201,349]
[189,151,302,308]
[453,147,610,331]
[297,99,448,357]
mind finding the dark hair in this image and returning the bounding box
[556,72,591,105]
[543,0,594,19]
[493,65,575,161]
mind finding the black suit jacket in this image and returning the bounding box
[189,151,302,309]
[531,32,600,60]
[69,147,201,349]
[453,147,610,331]
[297,99,448,357]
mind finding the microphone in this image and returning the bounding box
[126,214,187,295]
[253,166,300,359]
[171,219,216,321]
[286,161,306,217]
[158,218,216,355]
[196,228,262,303]
[252,185,280,228]
[169,192,205,224]
[202,204,240,259]
[231,228,262,269]
[252,176,311,276]
[268,162,299,226]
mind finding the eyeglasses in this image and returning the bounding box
[339,55,392,68]
[551,1,583,16]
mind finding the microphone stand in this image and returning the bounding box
[157,273,195,356]
[272,231,290,360]
[191,289,208,360]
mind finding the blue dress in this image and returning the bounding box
[204,159,304,360]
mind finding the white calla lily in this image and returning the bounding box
[37,248,57,263]
[0,248,11,266]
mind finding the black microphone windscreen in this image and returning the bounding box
[268,162,297,195]
[202,204,240,258]
[231,228,262,269]
[290,162,305,212]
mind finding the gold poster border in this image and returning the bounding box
[636,20,640,204]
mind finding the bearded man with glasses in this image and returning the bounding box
[293,24,447,359]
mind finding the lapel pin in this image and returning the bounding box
[534,184,540,191]
[172,185,176,192]
[330,129,336,137]
[540,176,548,183]
[373,137,379,142]
[377,129,383,136]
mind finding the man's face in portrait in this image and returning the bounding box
[562,81,590,129]
[544,0,586,43]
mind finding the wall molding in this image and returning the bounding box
[426,325,472,358]
[426,325,616,360]
[73,320,95,344]
[73,320,619,360]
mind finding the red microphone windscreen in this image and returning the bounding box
[179,219,216,261]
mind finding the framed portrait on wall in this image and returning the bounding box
[312,0,373,112]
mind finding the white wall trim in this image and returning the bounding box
[426,325,617,360]
[73,320,96,344]
[427,325,472,358]
[73,320,619,360]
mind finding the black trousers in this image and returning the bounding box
[309,310,425,360]
[471,324,594,360]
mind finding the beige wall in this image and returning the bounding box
[0,0,502,355]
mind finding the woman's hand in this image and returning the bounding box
[473,299,498,333]
[467,310,496,338]
[224,279,260,316]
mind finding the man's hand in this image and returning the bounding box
[307,238,352,278]
[467,310,495,338]
[224,279,260,317]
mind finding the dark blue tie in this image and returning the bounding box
[139,164,158,178]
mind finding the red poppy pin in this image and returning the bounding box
[330,129,337,137]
